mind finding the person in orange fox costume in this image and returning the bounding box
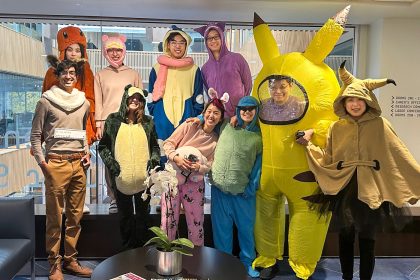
[42,26,96,145]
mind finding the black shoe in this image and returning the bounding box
[259,263,279,280]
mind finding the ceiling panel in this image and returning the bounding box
[1,0,419,24]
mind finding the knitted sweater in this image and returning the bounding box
[31,86,90,164]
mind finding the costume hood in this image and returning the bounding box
[334,61,396,121]
[57,26,88,61]
[194,22,229,61]
[236,96,260,132]
[163,25,192,58]
[102,34,127,68]
[118,84,148,120]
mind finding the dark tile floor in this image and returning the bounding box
[13,257,420,279]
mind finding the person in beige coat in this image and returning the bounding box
[296,61,420,280]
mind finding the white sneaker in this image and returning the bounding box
[109,200,118,214]
[83,204,90,214]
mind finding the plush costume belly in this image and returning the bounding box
[114,123,149,195]
[154,64,198,127]
[211,124,261,194]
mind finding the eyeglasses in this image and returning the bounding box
[238,106,257,112]
[59,70,76,77]
[206,35,221,42]
[107,48,123,53]
[169,40,187,46]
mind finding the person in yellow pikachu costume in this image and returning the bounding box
[251,6,351,280]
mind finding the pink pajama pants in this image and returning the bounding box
[160,180,205,246]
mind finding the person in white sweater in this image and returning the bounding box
[31,59,92,280]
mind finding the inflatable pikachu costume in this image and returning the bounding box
[252,6,350,279]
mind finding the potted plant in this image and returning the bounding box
[142,164,194,276]
[144,226,194,275]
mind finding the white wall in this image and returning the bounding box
[362,18,420,161]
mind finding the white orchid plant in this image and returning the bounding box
[141,163,194,255]
[141,163,179,206]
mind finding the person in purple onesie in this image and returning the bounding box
[194,22,252,118]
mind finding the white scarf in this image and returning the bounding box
[43,86,86,112]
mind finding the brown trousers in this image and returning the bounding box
[44,157,86,265]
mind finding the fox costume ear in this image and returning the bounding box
[142,89,149,97]
[47,55,60,69]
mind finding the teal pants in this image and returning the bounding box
[211,186,256,267]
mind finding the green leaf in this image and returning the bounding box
[148,226,170,243]
[143,227,194,256]
[144,237,170,251]
[171,238,194,249]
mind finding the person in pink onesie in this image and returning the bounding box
[161,97,225,245]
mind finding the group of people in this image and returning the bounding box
[30,15,420,280]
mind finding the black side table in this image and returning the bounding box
[91,246,248,280]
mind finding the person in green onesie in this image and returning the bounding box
[210,95,262,278]
[98,84,160,251]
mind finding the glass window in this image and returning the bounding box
[0,19,356,205]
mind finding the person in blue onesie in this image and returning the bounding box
[148,25,204,162]
[210,96,262,278]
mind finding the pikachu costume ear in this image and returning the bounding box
[304,5,350,64]
[253,6,350,66]
[253,13,281,65]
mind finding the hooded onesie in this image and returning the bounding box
[210,96,262,276]
[42,26,96,145]
[251,7,350,279]
[148,26,204,158]
[98,85,160,249]
[194,22,252,118]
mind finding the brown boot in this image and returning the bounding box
[62,260,93,278]
[49,263,64,280]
